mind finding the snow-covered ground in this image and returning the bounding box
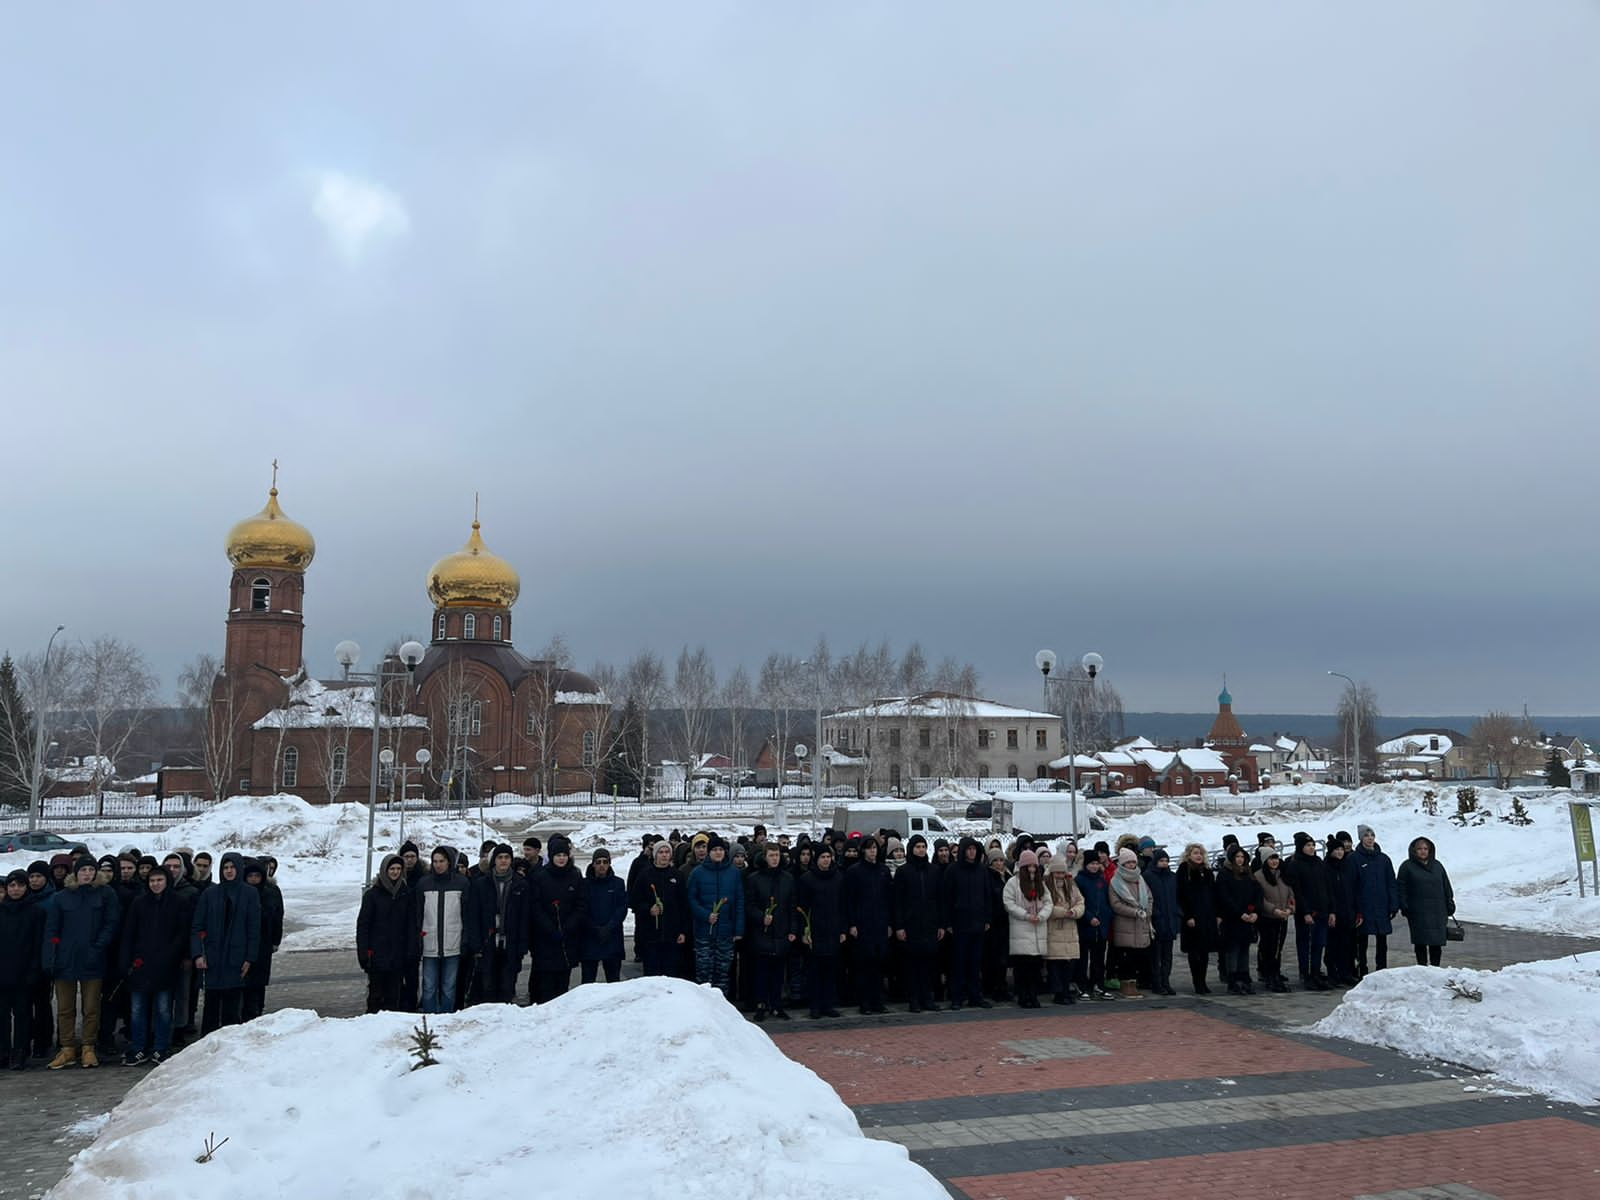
[1310,952,1600,1107]
[49,978,945,1200]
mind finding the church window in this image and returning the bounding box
[471,701,482,736]
[251,578,271,612]
[464,614,477,640]
[582,730,596,767]
[330,747,347,788]
[492,615,503,641]
[525,704,536,736]
[281,746,299,788]
[436,612,447,639]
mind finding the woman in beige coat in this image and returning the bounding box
[1001,850,1053,1008]
[1108,847,1154,999]
[1043,857,1085,1004]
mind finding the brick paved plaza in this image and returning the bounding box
[3,922,1596,1199]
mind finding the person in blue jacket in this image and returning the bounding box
[190,851,261,1035]
[579,848,627,984]
[1075,851,1115,1000]
[1352,824,1399,976]
[43,856,120,1068]
[688,836,744,998]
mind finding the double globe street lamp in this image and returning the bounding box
[1035,648,1104,840]
[334,638,426,885]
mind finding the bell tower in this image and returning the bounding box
[223,464,316,677]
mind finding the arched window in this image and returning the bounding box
[436,612,447,640]
[251,577,271,612]
[492,615,503,641]
[1035,764,1048,779]
[281,746,299,788]
[1006,763,1019,779]
[464,613,477,640]
[471,700,482,736]
[525,704,537,736]
[977,764,989,779]
[330,747,347,788]
[582,729,597,767]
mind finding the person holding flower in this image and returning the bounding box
[743,843,795,1021]
[688,836,744,999]
[629,839,688,979]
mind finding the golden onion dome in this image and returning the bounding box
[427,519,521,608]
[225,487,316,571]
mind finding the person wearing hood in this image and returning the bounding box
[1108,847,1154,999]
[416,845,471,1012]
[843,837,893,1015]
[1396,836,1455,966]
[1253,846,1293,992]
[49,853,72,890]
[1175,843,1218,995]
[241,858,280,1021]
[118,865,188,1064]
[688,836,744,999]
[356,855,419,1013]
[1,869,44,1069]
[1352,825,1399,976]
[43,856,120,1068]
[528,835,587,1002]
[1323,838,1361,986]
[158,853,198,1042]
[1214,845,1264,994]
[1142,849,1179,997]
[1001,850,1054,1008]
[794,845,846,1018]
[631,837,689,978]
[938,837,992,1010]
[191,851,261,1034]
[893,834,944,1013]
[744,841,796,1021]
[467,844,530,1004]
[1282,832,1332,990]
[579,848,627,985]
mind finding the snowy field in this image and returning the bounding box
[1311,952,1600,1107]
[49,978,946,1199]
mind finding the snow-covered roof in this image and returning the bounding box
[1116,736,1157,751]
[48,755,116,783]
[1249,743,1278,754]
[1276,736,1301,753]
[1095,750,1137,767]
[1129,748,1176,772]
[555,690,609,706]
[827,694,1057,722]
[1174,748,1229,772]
[1378,733,1454,756]
[1047,753,1103,770]
[252,674,427,731]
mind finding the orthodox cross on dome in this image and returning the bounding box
[271,458,279,489]
[474,491,480,526]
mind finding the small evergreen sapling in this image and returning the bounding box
[1501,796,1533,826]
[409,1014,441,1071]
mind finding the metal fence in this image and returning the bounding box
[0,792,213,832]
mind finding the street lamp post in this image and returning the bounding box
[1328,671,1359,789]
[27,624,66,833]
[379,745,433,852]
[1036,649,1103,840]
[337,639,426,887]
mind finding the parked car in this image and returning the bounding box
[964,798,993,819]
[0,829,90,856]
[1085,789,1125,800]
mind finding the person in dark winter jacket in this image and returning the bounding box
[1076,852,1114,999]
[23,863,55,1058]
[356,855,419,1013]
[794,846,846,1018]
[1396,836,1455,966]
[938,837,992,1010]
[892,834,944,1013]
[1254,847,1294,992]
[1142,849,1179,996]
[44,857,120,1068]
[191,851,261,1034]
[241,858,281,1020]
[1175,844,1218,995]
[744,842,796,1020]
[416,845,471,1012]
[1,870,44,1069]
[843,839,893,1015]
[528,835,587,1003]
[1214,846,1264,993]
[1283,832,1332,989]
[630,839,689,978]
[688,836,745,998]
[118,867,189,1063]
[1323,839,1361,985]
[467,845,530,1004]
[1352,825,1399,975]
[580,849,627,984]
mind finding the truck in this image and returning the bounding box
[830,801,951,840]
[992,794,1089,840]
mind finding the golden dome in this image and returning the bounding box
[226,487,316,571]
[427,519,520,608]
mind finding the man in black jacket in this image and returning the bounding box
[1283,832,1332,989]
[893,835,944,1013]
[938,837,992,1010]
[527,835,586,1003]
[0,870,44,1069]
[466,845,529,1004]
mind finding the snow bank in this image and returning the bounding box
[915,780,998,810]
[1310,952,1600,1106]
[50,979,944,1200]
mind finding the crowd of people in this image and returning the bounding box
[0,847,282,1070]
[0,818,1458,1071]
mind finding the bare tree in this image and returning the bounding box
[1470,711,1543,788]
[671,646,718,800]
[314,690,357,805]
[0,654,37,808]
[179,654,237,802]
[69,636,158,802]
[836,640,895,791]
[621,651,667,800]
[722,664,753,796]
[1054,666,1124,756]
[586,661,624,799]
[521,636,576,800]
[758,653,802,791]
[423,656,488,808]
[1336,681,1382,785]
[931,656,981,777]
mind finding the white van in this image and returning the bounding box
[830,801,950,839]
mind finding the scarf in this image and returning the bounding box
[1110,863,1150,913]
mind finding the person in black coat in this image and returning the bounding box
[0,871,44,1069]
[242,859,282,1020]
[527,835,587,1003]
[1396,835,1455,966]
[893,834,944,1013]
[630,839,689,979]
[794,846,846,1019]
[743,843,795,1021]
[118,868,189,1062]
[579,849,628,985]
[1213,846,1264,994]
[466,844,530,1004]
[1175,844,1219,994]
[1323,839,1361,985]
[938,837,992,1010]
[843,840,893,1015]
[357,855,420,1013]
[1142,849,1180,996]
[191,851,261,1035]
[1282,832,1332,989]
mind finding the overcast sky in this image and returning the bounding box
[3,3,1597,715]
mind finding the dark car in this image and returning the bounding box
[964,798,993,819]
[1085,789,1125,800]
[0,829,90,856]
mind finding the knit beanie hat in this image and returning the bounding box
[1357,824,1375,840]
[547,835,573,858]
[986,847,1006,865]
[1263,846,1282,861]
[591,846,611,862]
[1117,847,1139,867]
[27,860,50,878]
[492,842,514,861]
[692,833,710,849]
[906,834,927,853]
[1138,837,1156,852]
[1017,850,1038,869]
[1293,831,1314,849]
[400,840,419,857]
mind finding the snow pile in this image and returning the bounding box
[915,780,999,810]
[1310,952,1600,1106]
[50,979,945,1200]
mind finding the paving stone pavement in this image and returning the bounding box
[1,920,1595,1199]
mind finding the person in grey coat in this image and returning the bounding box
[1395,836,1454,966]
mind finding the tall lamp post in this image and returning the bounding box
[336,639,426,887]
[379,745,432,852]
[1328,671,1359,788]
[27,624,66,832]
[1036,648,1104,840]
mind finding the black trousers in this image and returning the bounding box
[640,940,678,978]
[1258,920,1287,980]
[1357,931,1389,974]
[752,954,785,1011]
[532,967,571,1003]
[201,987,245,1033]
[580,958,621,984]
[365,969,404,1014]
[28,975,52,1053]
[1079,939,1108,991]
[904,948,936,1008]
[853,946,886,1010]
[806,955,839,1014]
[0,983,29,1060]
[1150,937,1174,990]
[402,957,419,1011]
[951,931,985,1005]
[476,947,520,1004]
[1414,943,1443,966]
[1011,955,1041,1003]
[1187,949,1211,991]
[1047,959,1074,999]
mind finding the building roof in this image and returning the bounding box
[252,672,427,731]
[827,692,1058,722]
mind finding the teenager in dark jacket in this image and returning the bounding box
[118,867,189,1063]
[1175,844,1218,995]
[528,835,586,1002]
[1,870,44,1069]
[1075,852,1114,999]
[1283,832,1332,989]
[356,855,419,1013]
[744,842,796,1021]
[1396,836,1455,966]
[892,834,944,1013]
[191,851,261,1034]
[629,839,688,978]
[688,837,744,999]
[1323,839,1361,985]
[579,849,627,984]
[242,858,281,1020]
[44,857,120,1068]
[938,837,992,1010]
[794,846,846,1018]
[467,844,530,1004]
[1214,846,1264,994]
[1142,849,1179,996]
[843,839,893,1015]
[1352,824,1399,975]
[416,845,471,1012]
[22,863,55,1059]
